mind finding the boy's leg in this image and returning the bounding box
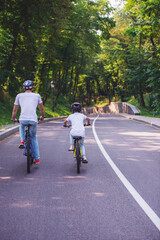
[69,133,74,151]
[79,137,85,156]
[79,137,88,163]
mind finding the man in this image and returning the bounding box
[12,80,45,164]
[64,102,90,163]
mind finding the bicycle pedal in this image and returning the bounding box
[82,160,88,164]
[19,145,24,149]
[30,159,34,164]
[35,162,40,165]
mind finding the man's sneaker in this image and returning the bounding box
[82,156,88,163]
[68,145,74,151]
[35,159,40,165]
[19,141,25,149]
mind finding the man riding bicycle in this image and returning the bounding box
[11,80,45,164]
[64,102,90,163]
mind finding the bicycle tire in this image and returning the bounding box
[76,142,81,174]
[27,140,31,173]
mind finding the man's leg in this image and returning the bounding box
[29,121,40,161]
[19,121,25,148]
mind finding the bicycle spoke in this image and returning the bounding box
[76,142,81,174]
[27,141,31,173]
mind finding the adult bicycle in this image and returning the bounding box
[13,119,40,173]
[24,123,35,173]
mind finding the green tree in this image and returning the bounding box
[124,0,160,108]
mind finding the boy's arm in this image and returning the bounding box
[64,119,69,127]
[86,117,90,125]
[12,104,19,121]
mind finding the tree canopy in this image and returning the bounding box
[0,0,160,111]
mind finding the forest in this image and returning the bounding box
[0,0,160,112]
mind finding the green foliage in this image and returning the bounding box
[0,0,160,113]
[0,0,116,109]
[0,94,71,127]
[128,96,159,117]
[95,0,160,109]
[0,28,13,60]
[0,95,15,126]
[43,94,71,117]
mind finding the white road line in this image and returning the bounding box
[92,115,160,231]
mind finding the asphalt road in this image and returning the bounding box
[0,114,160,240]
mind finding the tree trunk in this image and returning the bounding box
[138,32,145,107]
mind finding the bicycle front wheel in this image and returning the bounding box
[76,143,81,174]
[27,141,31,173]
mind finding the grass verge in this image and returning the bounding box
[93,96,159,118]
[0,94,71,127]
[127,97,159,118]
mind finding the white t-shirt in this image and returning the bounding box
[14,92,42,122]
[67,112,87,137]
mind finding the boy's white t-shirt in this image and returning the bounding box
[67,112,87,137]
[14,92,42,122]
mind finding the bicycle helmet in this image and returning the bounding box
[23,80,34,90]
[71,102,82,112]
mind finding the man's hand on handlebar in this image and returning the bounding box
[39,116,45,121]
[11,118,19,123]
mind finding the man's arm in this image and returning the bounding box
[38,103,45,120]
[12,104,19,121]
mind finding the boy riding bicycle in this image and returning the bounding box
[64,102,90,163]
[11,80,45,164]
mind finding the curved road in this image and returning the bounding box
[0,114,160,240]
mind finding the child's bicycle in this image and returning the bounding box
[73,136,83,174]
[64,124,90,174]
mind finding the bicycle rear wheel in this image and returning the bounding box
[76,143,81,174]
[27,141,31,173]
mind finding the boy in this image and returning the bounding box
[64,102,90,163]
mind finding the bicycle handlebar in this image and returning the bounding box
[12,117,43,123]
[63,123,91,128]
[63,124,71,128]
[84,123,91,126]
[11,119,19,123]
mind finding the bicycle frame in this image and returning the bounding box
[23,124,34,173]
[13,118,41,173]
[73,136,82,174]
[73,139,82,158]
[24,136,34,156]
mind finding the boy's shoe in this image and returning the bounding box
[35,159,40,165]
[68,145,74,151]
[19,141,25,149]
[82,156,88,164]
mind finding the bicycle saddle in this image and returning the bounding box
[73,136,82,140]
[24,124,32,127]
